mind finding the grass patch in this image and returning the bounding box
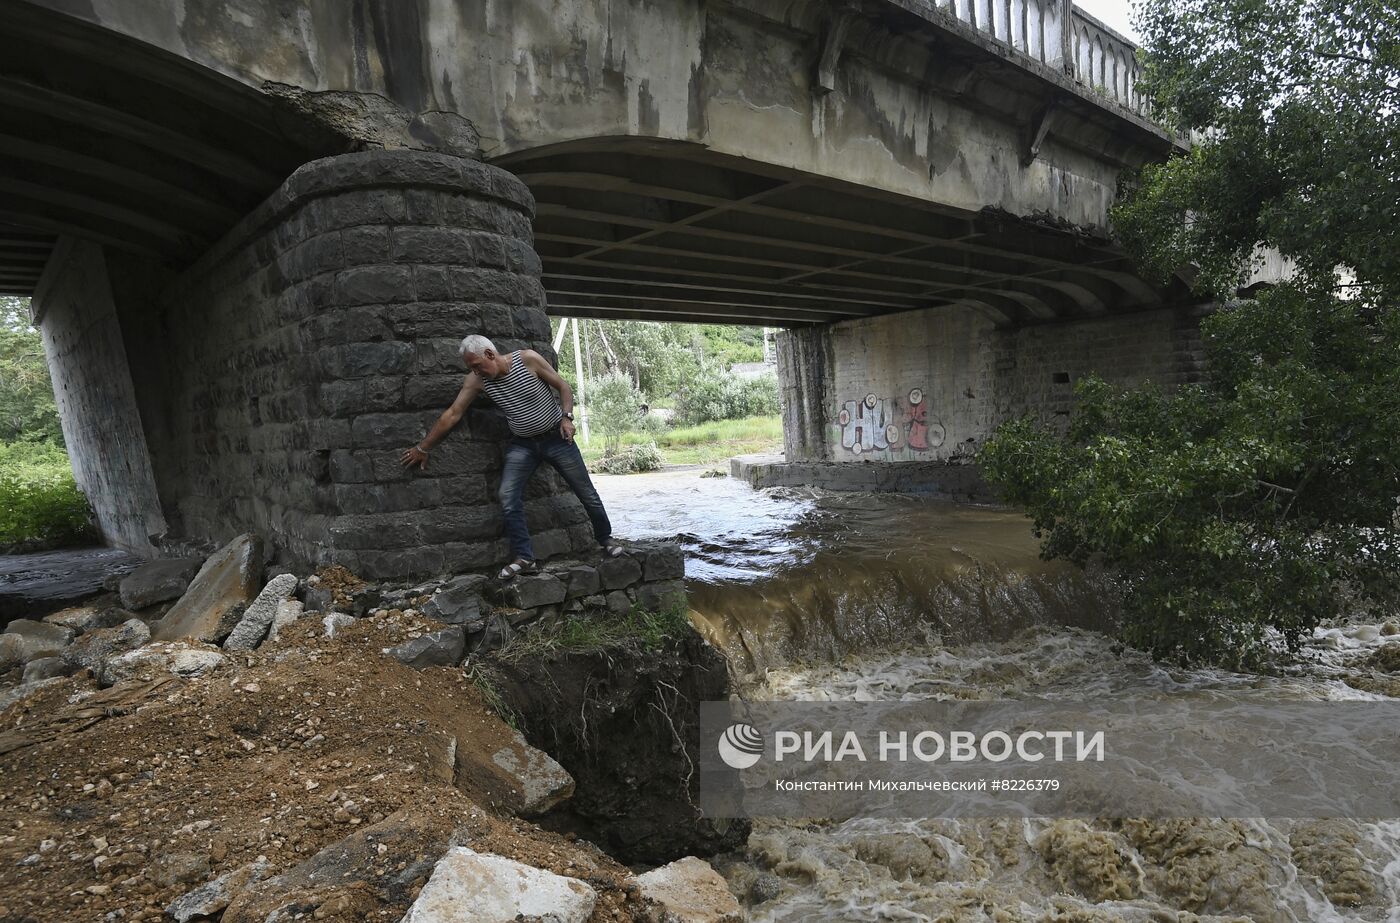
[580,414,782,468]
[492,598,692,665]
[0,440,95,549]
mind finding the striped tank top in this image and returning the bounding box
[479,352,564,437]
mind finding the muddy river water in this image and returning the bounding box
[595,469,1400,922]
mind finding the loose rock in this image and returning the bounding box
[1,619,74,663]
[61,619,151,675]
[99,642,225,687]
[634,856,743,923]
[166,858,270,923]
[385,627,464,669]
[224,573,300,650]
[401,846,596,923]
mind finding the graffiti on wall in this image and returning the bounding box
[837,388,945,455]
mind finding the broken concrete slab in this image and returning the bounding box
[322,613,355,638]
[385,627,464,669]
[223,573,299,651]
[153,534,264,644]
[634,856,743,923]
[401,846,596,923]
[99,642,225,687]
[166,857,270,923]
[61,619,151,675]
[267,598,303,643]
[118,556,205,610]
[489,727,576,816]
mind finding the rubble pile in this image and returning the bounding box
[0,534,739,923]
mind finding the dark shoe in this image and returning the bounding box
[497,558,538,580]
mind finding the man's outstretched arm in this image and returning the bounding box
[400,375,481,470]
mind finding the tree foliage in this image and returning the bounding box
[0,296,62,443]
[979,0,1400,666]
[587,371,648,455]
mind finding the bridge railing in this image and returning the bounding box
[928,0,1146,116]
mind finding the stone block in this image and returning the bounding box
[323,613,356,639]
[119,557,205,610]
[340,226,391,264]
[642,544,686,582]
[316,342,414,379]
[401,847,595,923]
[564,565,600,599]
[598,555,643,591]
[605,591,632,616]
[485,726,575,816]
[501,574,566,610]
[334,265,416,305]
[167,858,271,923]
[421,574,487,630]
[386,627,465,669]
[635,580,686,614]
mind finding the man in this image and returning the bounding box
[400,334,623,579]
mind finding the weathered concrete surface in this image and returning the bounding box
[118,557,205,610]
[731,454,996,502]
[31,239,166,555]
[777,303,1209,466]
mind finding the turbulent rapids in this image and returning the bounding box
[597,469,1400,923]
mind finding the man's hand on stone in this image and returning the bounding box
[561,418,576,443]
[400,446,429,470]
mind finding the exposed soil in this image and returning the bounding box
[0,610,659,923]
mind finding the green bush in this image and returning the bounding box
[590,442,665,475]
[587,371,647,455]
[0,440,95,548]
[674,365,779,426]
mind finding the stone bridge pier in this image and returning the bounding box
[35,151,598,577]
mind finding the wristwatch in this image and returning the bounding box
[562,411,574,420]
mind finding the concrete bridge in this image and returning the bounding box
[1,0,1206,576]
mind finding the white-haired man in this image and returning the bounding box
[400,334,624,579]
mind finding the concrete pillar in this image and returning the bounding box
[31,237,167,555]
[143,150,596,578]
[776,326,834,462]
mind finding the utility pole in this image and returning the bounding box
[571,318,590,445]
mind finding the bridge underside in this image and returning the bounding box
[506,141,1188,328]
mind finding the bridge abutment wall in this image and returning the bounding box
[35,150,598,578]
[776,304,1208,471]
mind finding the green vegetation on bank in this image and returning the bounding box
[0,296,93,549]
[979,0,1400,668]
[580,414,783,469]
[553,319,783,471]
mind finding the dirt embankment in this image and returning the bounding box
[0,612,660,923]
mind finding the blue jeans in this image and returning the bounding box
[498,430,611,561]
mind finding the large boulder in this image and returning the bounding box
[223,573,299,650]
[401,847,596,923]
[1,619,74,664]
[118,556,205,610]
[634,857,743,923]
[153,534,264,644]
[61,619,151,675]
